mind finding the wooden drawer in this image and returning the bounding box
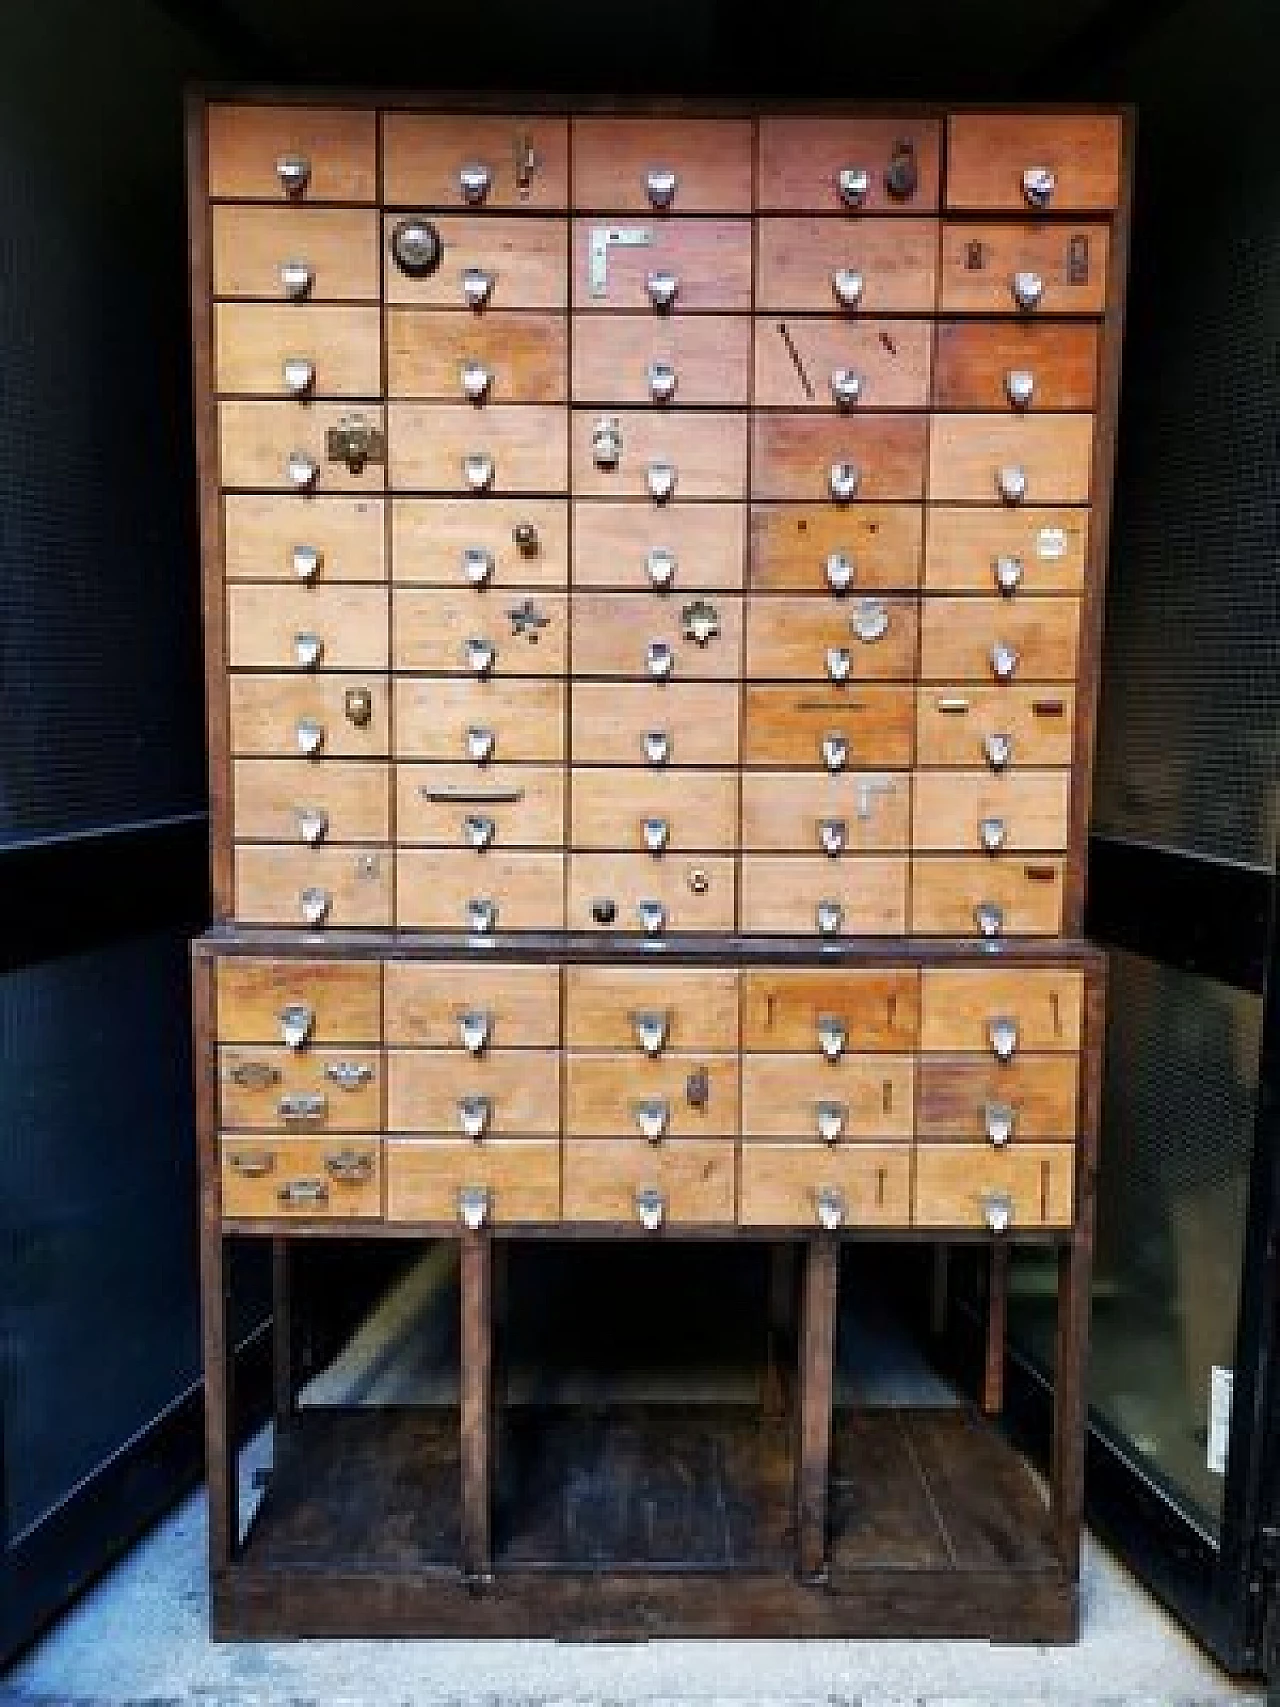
[207,105,377,202]
[218,402,387,493]
[396,849,565,930]
[939,223,1111,316]
[741,771,909,852]
[214,304,381,398]
[946,114,1123,212]
[739,856,907,935]
[564,966,739,1051]
[234,844,392,928]
[392,588,569,675]
[570,592,743,679]
[572,315,751,406]
[754,318,932,410]
[572,219,752,313]
[227,585,389,671]
[916,685,1075,768]
[219,1045,381,1132]
[386,310,567,403]
[572,410,748,500]
[382,114,569,210]
[910,856,1064,936]
[215,956,381,1045]
[920,967,1085,1054]
[387,404,567,495]
[394,677,565,763]
[568,853,736,933]
[220,1135,382,1220]
[565,1054,739,1138]
[229,674,390,759]
[757,117,941,212]
[392,498,568,589]
[743,685,915,770]
[383,215,568,310]
[572,117,752,212]
[757,218,938,316]
[745,595,917,682]
[211,206,380,302]
[385,1138,559,1225]
[232,758,391,844]
[918,1054,1079,1140]
[563,1138,736,1225]
[741,968,919,1053]
[387,1049,560,1135]
[224,494,386,582]
[913,1144,1075,1229]
[570,681,740,765]
[913,769,1070,853]
[924,507,1088,595]
[752,414,927,503]
[929,415,1095,506]
[384,961,560,1048]
[749,504,922,594]
[920,598,1081,683]
[573,502,745,591]
[933,322,1100,412]
[740,1144,911,1229]
[396,763,565,847]
[741,1054,915,1140]
[570,768,737,851]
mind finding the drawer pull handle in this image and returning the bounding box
[1011,271,1044,312]
[296,717,324,757]
[279,260,314,300]
[466,725,496,764]
[326,1060,375,1090]
[459,163,491,204]
[280,1003,315,1050]
[821,733,849,773]
[297,807,329,846]
[292,543,322,583]
[464,814,497,850]
[645,270,679,311]
[462,546,495,586]
[648,360,678,404]
[286,451,319,492]
[819,818,847,857]
[633,1098,671,1143]
[816,899,844,936]
[815,1186,845,1231]
[461,360,492,402]
[300,886,331,927]
[837,165,870,207]
[638,898,667,935]
[826,646,852,683]
[391,218,442,278]
[642,816,670,854]
[647,461,677,503]
[682,598,719,645]
[462,268,495,309]
[1022,166,1056,208]
[325,1148,373,1183]
[592,417,623,469]
[229,1149,275,1178]
[974,901,1004,938]
[465,637,497,677]
[463,453,495,492]
[852,599,888,643]
[458,1095,492,1141]
[988,1016,1019,1061]
[646,167,678,208]
[647,547,677,589]
[982,1189,1014,1234]
[278,1178,328,1207]
[828,461,860,503]
[647,640,675,679]
[275,154,310,197]
[984,1100,1016,1147]
[467,897,498,934]
[1005,368,1035,410]
[278,1092,327,1126]
[994,554,1024,594]
[817,1014,847,1060]
[644,730,671,767]
[826,552,854,593]
[458,1185,490,1230]
[635,1186,665,1231]
[344,686,373,727]
[979,815,1007,853]
[631,1009,670,1057]
[997,464,1027,506]
[282,357,315,399]
[831,267,865,309]
[830,367,863,409]
[816,1100,847,1143]
[459,1009,492,1055]
[226,1057,280,1089]
[984,732,1012,771]
[293,631,323,671]
[990,642,1020,681]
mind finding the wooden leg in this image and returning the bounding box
[460,1230,493,1582]
[1052,1234,1092,1571]
[982,1241,1009,1417]
[796,1236,839,1582]
[763,1241,797,1419]
[271,1237,293,1430]
[194,949,236,1574]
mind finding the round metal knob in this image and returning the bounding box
[286,452,319,492]
[466,725,496,763]
[816,1187,846,1231]
[829,461,860,503]
[646,168,677,208]
[467,897,498,934]
[462,546,494,587]
[592,418,622,469]
[990,642,1019,681]
[464,814,497,850]
[458,1186,490,1231]
[826,646,852,683]
[460,1010,492,1055]
[816,1100,847,1143]
[298,808,329,846]
[459,163,491,205]
[461,360,492,402]
[852,599,889,643]
[821,733,848,773]
[816,899,844,936]
[280,1002,315,1050]
[989,1016,1019,1061]
[832,268,865,309]
[647,547,676,590]
[391,219,442,277]
[819,818,847,857]
[1012,271,1045,312]
[462,268,495,309]
[644,730,671,766]
[984,732,1012,771]
[1005,369,1035,409]
[994,555,1024,594]
[1022,166,1056,208]
[647,461,676,502]
[282,357,315,399]
[830,368,863,409]
[825,552,854,593]
[997,464,1028,505]
[647,640,675,679]
[648,361,677,403]
[974,901,1004,938]
[466,637,496,677]
[982,1190,1014,1234]
[463,452,495,492]
[638,899,667,935]
[979,815,1008,852]
[300,886,331,926]
[642,817,670,854]
[296,718,324,757]
[635,1187,665,1231]
[837,166,870,207]
[292,544,322,583]
[293,631,323,670]
[275,154,310,197]
[279,260,314,300]
[646,270,679,311]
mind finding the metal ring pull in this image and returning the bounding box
[458,1095,492,1140]
[1005,369,1035,409]
[286,452,319,492]
[817,1014,847,1060]
[1021,166,1056,208]
[458,163,492,204]
[642,817,670,854]
[633,1098,671,1142]
[297,807,329,846]
[974,901,1004,938]
[979,815,1008,853]
[300,886,331,927]
[462,268,495,309]
[280,260,314,300]
[994,555,1024,594]
[292,544,322,583]
[837,166,870,207]
[463,452,495,492]
[458,1185,490,1230]
[467,897,498,934]
[1011,271,1045,312]
[646,167,678,208]
[635,1186,665,1231]
[283,357,316,399]
[275,154,310,197]
[988,1016,1019,1061]
[647,461,676,502]
[645,270,679,310]
[821,733,849,773]
[832,268,865,309]
[461,360,492,402]
[462,546,495,587]
[648,361,678,403]
[990,642,1019,681]
[984,732,1012,772]
[830,368,863,409]
[829,461,860,503]
[816,899,844,936]
[294,631,323,670]
[982,1189,1014,1234]
[815,1186,846,1231]
[279,1002,315,1051]
[295,717,324,757]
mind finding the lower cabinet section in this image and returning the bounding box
[913,1142,1075,1229]
[385,1137,560,1223]
[219,1134,383,1219]
[562,1138,738,1225]
[739,1143,911,1226]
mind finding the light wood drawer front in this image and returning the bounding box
[924,507,1087,594]
[211,206,380,301]
[757,218,938,315]
[913,1144,1075,1230]
[232,759,391,844]
[234,845,392,929]
[746,596,917,682]
[571,592,743,680]
[741,968,920,1053]
[570,769,737,851]
[572,219,752,313]
[563,1138,736,1225]
[393,588,568,675]
[758,117,941,212]
[741,772,909,853]
[933,322,1100,412]
[929,415,1095,506]
[572,411,748,500]
[387,311,567,403]
[220,1136,382,1220]
[214,304,381,398]
[912,770,1071,853]
[740,857,907,935]
[564,966,739,1051]
[565,1054,739,1138]
[207,105,377,202]
[918,1055,1078,1140]
[396,850,565,931]
[224,494,386,582]
[743,685,915,769]
[920,967,1085,1054]
[568,854,736,934]
[740,1144,911,1229]
[230,674,390,759]
[742,1055,914,1140]
[394,677,565,763]
[218,402,387,493]
[754,318,932,410]
[573,503,745,591]
[920,598,1080,683]
[750,504,922,594]
[572,315,751,406]
[227,585,388,671]
[219,1046,381,1132]
[216,957,381,1045]
[383,216,569,310]
[385,962,560,1048]
[570,682,740,765]
[939,223,1111,316]
[397,764,565,847]
[572,117,753,212]
[382,114,570,210]
[752,415,927,503]
[910,856,1064,937]
[386,1138,560,1225]
[388,405,568,495]
[387,1049,560,1135]
[946,114,1123,212]
[392,498,568,588]
[915,685,1075,768]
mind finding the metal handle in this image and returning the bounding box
[633,1098,671,1142]
[646,167,677,208]
[826,646,852,683]
[462,546,494,586]
[292,544,322,583]
[461,360,492,402]
[1011,271,1044,312]
[459,163,491,204]
[280,260,314,300]
[825,551,854,593]
[592,417,622,469]
[638,898,667,935]
[994,555,1024,594]
[647,461,676,502]
[278,1178,329,1207]
[462,268,495,308]
[631,1010,670,1056]
[837,166,869,207]
[982,1190,1014,1234]
[815,1186,845,1231]
[997,465,1027,506]
[646,547,676,589]
[988,1016,1019,1061]
[228,1149,275,1178]
[467,897,498,934]
[821,733,849,773]
[459,1009,492,1055]
[832,267,865,308]
[325,1147,374,1183]
[635,1186,665,1231]
[974,901,1004,938]
[979,815,1008,852]
[647,640,674,679]
[816,1100,847,1143]
[984,732,1012,772]
[645,270,679,310]
[458,1095,492,1140]
[466,637,496,677]
[990,642,1019,681]
[286,452,319,492]
[853,599,888,643]
[463,452,495,492]
[300,886,331,927]
[279,1002,315,1050]
[278,1091,328,1126]
[1005,369,1035,409]
[283,357,315,399]
[648,361,677,403]
[294,631,323,670]
[642,816,670,854]
[326,1060,375,1089]
[464,813,497,850]
[226,1058,279,1090]
[817,1014,847,1060]
[1022,166,1056,208]
[296,717,324,757]
[458,1185,490,1230]
[984,1100,1016,1147]
[830,368,863,409]
[644,730,671,767]
[816,899,844,936]
[467,725,496,764]
[275,153,310,197]
[819,818,848,857]
[829,461,860,503]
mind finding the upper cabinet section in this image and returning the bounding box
[945,114,1124,212]
[572,118,753,213]
[758,117,942,213]
[382,115,570,209]
[207,105,378,202]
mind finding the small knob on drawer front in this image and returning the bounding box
[293,631,323,670]
[648,361,678,404]
[816,1100,847,1144]
[642,816,670,854]
[821,733,849,773]
[631,1010,670,1056]
[459,1010,492,1055]
[343,687,373,727]
[817,1014,847,1060]
[994,554,1024,594]
[815,1187,846,1231]
[829,461,860,503]
[467,897,498,934]
[1022,166,1056,208]
[974,901,1004,938]
[286,452,319,492]
[647,640,675,679]
[592,417,622,469]
[458,1186,490,1231]
[279,1003,315,1050]
[819,817,848,857]
[646,167,678,208]
[979,815,1008,853]
[391,219,442,277]
[1005,369,1035,409]
[644,730,671,767]
[990,642,1019,681]
[463,452,495,492]
[280,260,314,300]
[297,807,329,846]
[462,268,495,309]
[464,814,497,850]
[282,357,315,399]
[997,464,1028,506]
[292,544,322,583]
[462,546,494,587]
[466,725,496,764]
[825,551,854,593]
[646,270,679,311]
[832,268,865,309]
[816,899,844,936]
[458,1095,492,1141]
[300,886,331,927]
[513,521,540,556]
[1012,271,1045,312]
[647,461,676,502]
[458,163,491,204]
[296,718,324,757]
[275,154,310,197]
[635,1187,665,1231]
[465,637,497,678]
[634,1098,671,1142]
[638,899,667,935]
[989,1016,1019,1061]
[461,360,492,402]
[830,367,863,409]
[885,139,919,200]
[837,166,870,207]
[982,1190,1014,1234]
[826,646,852,683]
[984,732,1012,772]
[984,1100,1016,1147]
[647,547,677,590]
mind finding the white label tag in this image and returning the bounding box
[588,225,652,296]
[1208,1365,1233,1474]
[1037,526,1068,560]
